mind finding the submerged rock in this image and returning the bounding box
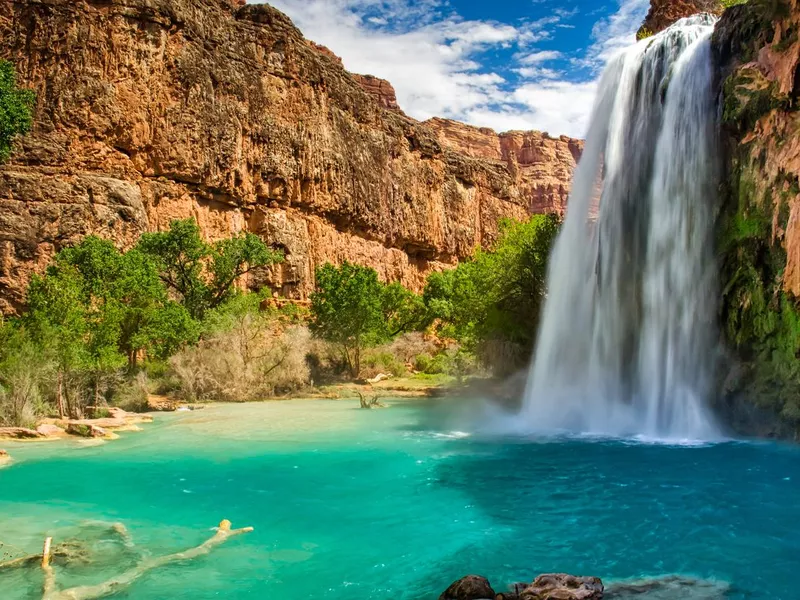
[439,575,496,600]
[521,574,604,600]
[0,449,11,468]
[605,575,729,599]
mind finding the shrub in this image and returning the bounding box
[361,351,407,378]
[0,60,35,162]
[169,314,312,402]
[0,325,49,426]
[113,372,151,412]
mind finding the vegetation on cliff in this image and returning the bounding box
[714,0,800,438]
[0,60,34,161]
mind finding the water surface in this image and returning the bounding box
[1,400,797,599]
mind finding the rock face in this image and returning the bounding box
[352,74,402,112]
[426,119,583,216]
[638,0,723,35]
[0,0,581,314]
[711,0,800,439]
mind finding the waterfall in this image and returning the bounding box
[521,15,721,440]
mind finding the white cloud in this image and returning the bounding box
[518,50,563,65]
[255,0,649,138]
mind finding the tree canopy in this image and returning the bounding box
[138,219,283,320]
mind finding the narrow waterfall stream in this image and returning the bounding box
[522,15,721,440]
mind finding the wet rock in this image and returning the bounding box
[439,575,497,600]
[0,449,11,467]
[520,574,604,600]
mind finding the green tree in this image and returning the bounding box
[0,60,35,162]
[25,264,90,417]
[310,262,389,378]
[423,214,560,372]
[138,219,283,319]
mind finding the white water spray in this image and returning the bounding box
[521,15,721,440]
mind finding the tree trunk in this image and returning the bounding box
[353,345,361,380]
[56,371,66,419]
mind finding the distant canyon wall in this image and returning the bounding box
[0,0,582,314]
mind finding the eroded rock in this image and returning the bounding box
[520,573,604,600]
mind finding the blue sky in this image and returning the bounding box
[256,0,650,138]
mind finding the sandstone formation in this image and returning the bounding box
[426,119,582,216]
[0,0,581,314]
[638,0,724,36]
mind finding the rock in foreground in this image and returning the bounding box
[522,574,604,599]
[439,575,496,600]
[442,573,604,600]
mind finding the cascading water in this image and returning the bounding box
[521,15,721,440]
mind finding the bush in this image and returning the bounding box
[0,325,50,426]
[169,313,312,402]
[361,351,407,378]
[0,60,35,162]
[113,372,151,412]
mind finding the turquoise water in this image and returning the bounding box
[0,399,798,599]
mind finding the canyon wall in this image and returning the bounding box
[711,0,800,438]
[0,0,582,314]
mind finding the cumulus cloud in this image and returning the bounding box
[255,0,649,138]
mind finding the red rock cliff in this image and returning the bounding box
[638,0,723,35]
[0,0,582,313]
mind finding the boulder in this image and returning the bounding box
[440,575,496,600]
[520,574,603,600]
[36,423,66,437]
[66,423,110,438]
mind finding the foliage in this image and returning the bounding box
[0,323,47,426]
[310,262,424,378]
[423,214,560,374]
[719,164,800,428]
[169,311,312,402]
[721,0,748,7]
[0,60,35,162]
[636,27,654,41]
[138,219,283,320]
